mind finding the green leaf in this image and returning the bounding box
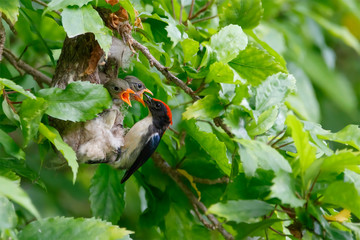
[61,5,112,53]
[47,0,92,11]
[184,120,231,176]
[180,38,199,63]
[229,44,287,86]
[209,24,248,63]
[118,0,135,24]
[218,0,264,29]
[286,115,317,181]
[38,123,78,183]
[0,0,19,23]
[0,196,17,231]
[37,81,112,122]
[232,219,282,239]
[19,98,48,147]
[255,73,295,114]
[207,200,273,223]
[0,129,25,160]
[323,181,360,218]
[183,95,223,120]
[0,158,45,189]
[320,125,360,150]
[270,171,306,207]
[236,139,292,177]
[18,217,132,240]
[310,13,360,54]
[0,78,36,99]
[0,176,40,219]
[246,105,278,137]
[89,165,125,224]
[164,204,193,240]
[205,62,239,84]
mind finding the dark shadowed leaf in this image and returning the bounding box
[38,124,78,183]
[0,129,25,160]
[0,176,40,219]
[184,120,231,175]
[89,164,125,224]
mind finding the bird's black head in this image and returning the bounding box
[144,95,172,130]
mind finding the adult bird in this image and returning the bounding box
[114,95,172,183]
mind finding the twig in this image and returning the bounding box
[188,0,195,19]
[275,141,294,150]
[188,0,214,21]
[267,129,286,145]
[2,90,17,113]
[192,176,229,184]
[2,48,51,86]
[1,14,17,34]
[192,202,215,229]
[191,15,218,24]
[269,227,290,237]
[152,153,234,240]
[179,3,183,24]
[120,29,200,101]
[0,13,5,62]
[169,127,180,135]
[32,0,61,15]
[171,0,176,20]
[213,117,234,138]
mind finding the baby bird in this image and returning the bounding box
[123,76,153,106]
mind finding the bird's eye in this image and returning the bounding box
[113,86,119,91]
[137,83,143,89]
[155,103,161,109]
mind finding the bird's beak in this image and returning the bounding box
[119,89,135,106]
[144,93,152,106]
[134,88,153,107]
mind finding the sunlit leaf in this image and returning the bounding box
[0,176,40,219]
[209,24,248,63]
[270,171,306,207]
[183,95,223,120]
[324,209,351,223]
[0,196,17,231]
[0,78,35,99]
[89,164,125,224]
[206,62,238,84]
[61,4,112,53]
[218,0,263,29]
[320,125,360,150]
[47,0,92,11]
[19,98,48,147]
[237,139,292,177]
[38,123,78,183]
[246,105,278,137]
[181,38,199,63]
[208,200,273,223]
[18,217,132,240]
[37,82,112,122]
[0,0,19,23]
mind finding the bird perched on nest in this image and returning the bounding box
[113,95,172,183]
[56,76,152,164]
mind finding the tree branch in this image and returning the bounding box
[3,48,52,86]
[191,15,218,24]
[192,176,229,185]
[1,14,17,35]
[187,0,214,21]
[152,153,234,240]
[0,13,5,62]
[188,0,195,19]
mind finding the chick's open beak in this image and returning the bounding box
[134,88,153,107]
[119,89,135,106]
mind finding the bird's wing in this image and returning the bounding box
[121,133,161,183]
